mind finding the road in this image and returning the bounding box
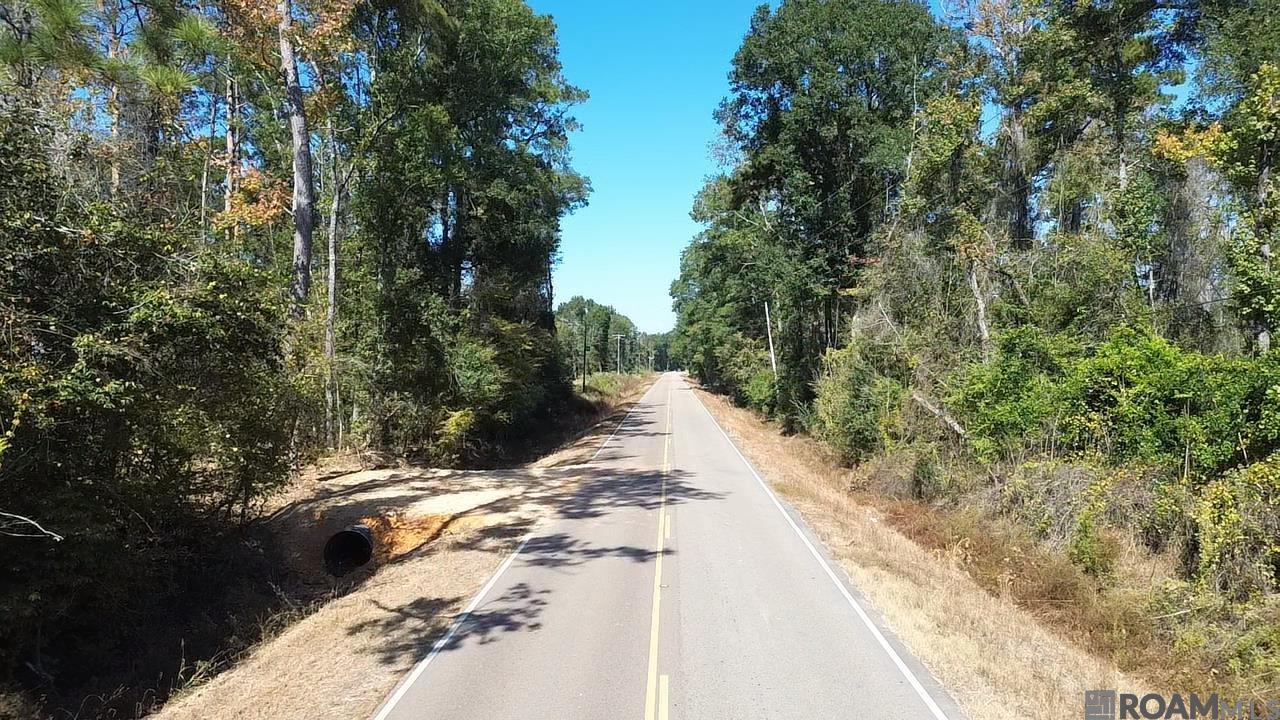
[372,372,967,720]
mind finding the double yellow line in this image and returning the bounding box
[644,385,673,720]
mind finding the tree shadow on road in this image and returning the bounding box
[348,465,722,669]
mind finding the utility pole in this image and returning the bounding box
[613,334,624,374]
[764,301,778,379]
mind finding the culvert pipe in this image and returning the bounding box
[324,524,373,576]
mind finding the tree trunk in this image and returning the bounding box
[279,0,316,317]
[450,186,467,302]
[439,186,452,296]
[102,0,121,196]
[325,119,341,447]
[1258,159,1274,353]
[224,73,239,240]
[200,99,216,243]
[910,391,967,438]
[967,260,992,360]
[1003,111,1032,250]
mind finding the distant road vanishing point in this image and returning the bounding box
[372,372,968,720]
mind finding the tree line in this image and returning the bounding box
[672,0,1280,693]
[555,295,674,378]
[0,0,585,712]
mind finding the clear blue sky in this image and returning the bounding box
[530,0,763,333]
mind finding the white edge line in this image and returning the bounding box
[371,379,660,720]
[588,385,654,462]
[688,388,953,720]
[371,532,533,720]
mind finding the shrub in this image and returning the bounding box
[956,326,1280,474]
[811,346,904,463]
[726,341,776,415]
[0,113,292,683]
[910,448,943,499]
[1194,454,1280,598]
[1058,329,1280,473]
[1069,490,1122,578]
[952,326,1079,461]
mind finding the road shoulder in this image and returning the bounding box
[692,386,1136,720]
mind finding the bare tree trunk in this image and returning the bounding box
[910,391,967,438]
[1259,255,1273,352]
[279,0,316,317]
[102,0,121,196]
[1254,152,1274,351]
[1003,111,1032,250]
[200,98,216,243]
[325,119,341,447]
[967,260,992,360]
[1259,160,1274,353]
[764,301,778,379]
[224,73,240,241]
[439,186,452,295]
[451,186,467,302]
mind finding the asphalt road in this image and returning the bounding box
[373,372,968,720]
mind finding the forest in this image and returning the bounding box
[0,0,594,713]
[555,295,673,379]
[671,0,1280,696]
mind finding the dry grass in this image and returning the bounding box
[157,530,519,720]
[693,387,1146,720]
[154,378,656,720]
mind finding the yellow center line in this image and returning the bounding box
[644,386,674,720]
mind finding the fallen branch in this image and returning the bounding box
[0,511,63,541]
[910,391,967,438]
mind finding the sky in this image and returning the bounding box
[528,1,763,333]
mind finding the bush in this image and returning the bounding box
[1068,481,1122,577]
[1195,454,1280,598]
[811,346,904,463]
[0,112,292,686]
[726,341,776,415]
[1058,329,1280,474]
[952,326,1079,461]
[956,326,1280,474]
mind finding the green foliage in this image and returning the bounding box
[554,296,668,378]
[670,0,1280,696]
[953,327,1080,461]
[0,0,589,710]
[811,346,905,463]
[1195,455,1280,598]
[955,327,1280,474]
[1061,331,1271,470]
[1068,480,1121,577]
[0,109,291,684]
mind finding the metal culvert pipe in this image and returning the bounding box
[324,524,373,576]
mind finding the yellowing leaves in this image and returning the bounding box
[1152,123,1226,163]
[215,166,289,231]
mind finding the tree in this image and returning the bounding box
[277,0,316,316]
[0,0,589,711]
